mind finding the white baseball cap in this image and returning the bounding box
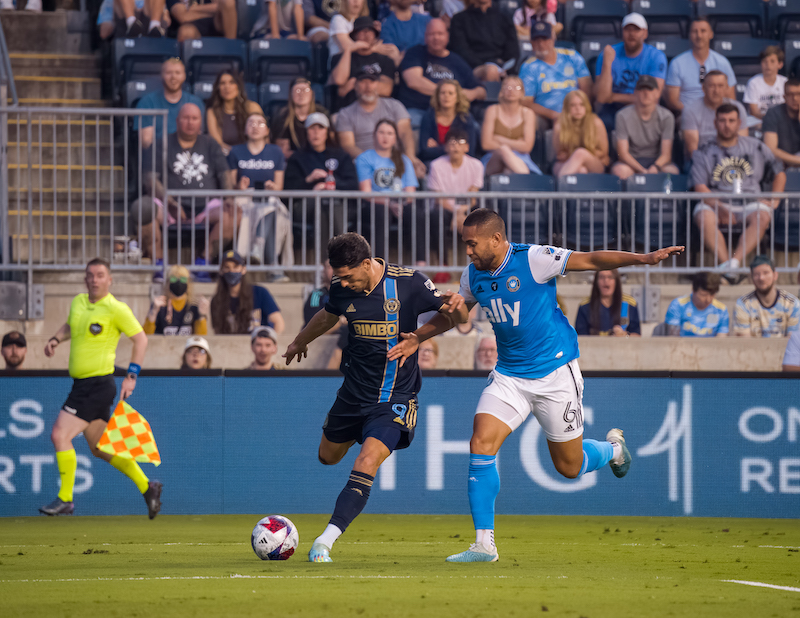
[622,12,647,30]
[251,325,278,343]
[304,112,330,129]
[184,335,211,355]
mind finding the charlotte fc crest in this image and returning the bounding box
[506,276,521,292]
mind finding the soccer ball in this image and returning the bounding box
[251,515,299,560]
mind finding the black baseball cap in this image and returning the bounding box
[350,16,378,39]
[355,69,379,81]
[531,21,552,40]
[2,331,26,348]
[635,75,658,90]
[221,250,245,266]
[750,255,775,270]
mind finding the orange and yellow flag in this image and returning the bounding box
[96,401,161,466]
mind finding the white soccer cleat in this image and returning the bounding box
[607,428,631,478]
[308,542,333,563]
[445,543,499,563]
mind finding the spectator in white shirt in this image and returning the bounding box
[744,46,787,121]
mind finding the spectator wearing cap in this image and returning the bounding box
[734,256,800,338]
[594,13,667,132]
[519,21,592,131]
[448,0,519,82]
[691,104,785,276]
[210,250,284,334]
[665,17,736,114]
[329,16,398,112]
[398,18,486,127]
[611,75,679,180]
[681,70,748,161]
[336,71,426,177]
[247,326,284,370]
[380,0,431,59]
[2,331,27,370]
[181,335,212,370]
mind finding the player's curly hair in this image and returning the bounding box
[328,232,371,269]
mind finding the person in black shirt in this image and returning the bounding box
[144,264,209,336]
[763,77,800,171]
[284,232,467,563]
[448,0,518,82]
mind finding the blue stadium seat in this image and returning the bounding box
[470,81,501,126]
[631,0,693,38]
[311,40,329,84]
[767,0,800,40]
[497,0,520,20]
[624,173,689,252]
[554,41,575,50]
[518,39,534,67]
[258,80,291,119]
[564,0,628,46]
[785,37,800,77]
[712,37,780,86]
[248,38,313,86]
[489,174,556,245]
[696,0,766,37]
[557,174,621,251]
[773,170,800,249]
[578,37,619,76]
[112,38,179,104]
[122,76,164,108]
[647,36,692,62]
[237,0,263,40]
[181,38,248,86]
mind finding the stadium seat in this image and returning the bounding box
[518,40,534,68]
[112,37,179,104]
[122,77,164,108]
[470,81,501,126]
[773,170,800,249]
[181,38,248,86]
[631,0,693,38]
[557,174,621,251]
[489,174,556,245]
[248,38,313,86]
[647,37,692,63]
[564,0,628,46]
[578,37,619,76]
[696,0,765,37]
[311,40,329,85]
[497,0,520,20]
[237,0,263,40]
[624,173,689,252]
[258,80,291,119]
[192,80,258,103]
[766,0,800,40]
[785,38,800,77]
[712,37,780,88]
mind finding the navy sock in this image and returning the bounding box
[329,470,374,533]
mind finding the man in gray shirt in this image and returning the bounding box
[611,75,679,179]
[691,103,785,278]
[335,70,425,177]
[681,70,748,160]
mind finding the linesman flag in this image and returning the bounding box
[97,401,161,466]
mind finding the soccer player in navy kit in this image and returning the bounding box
[284,232,467,562]
[389,209,683,562]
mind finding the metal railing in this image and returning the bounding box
[0,21,17,107]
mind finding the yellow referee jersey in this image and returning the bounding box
[67,293,143,379]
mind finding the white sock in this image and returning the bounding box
[148,19,160,30]
[476,529,495,550]
[315,524,342,549]
[729,257,740,269]
[126,15,136,27]
[611,442,623,465]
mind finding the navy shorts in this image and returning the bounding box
[62,375,117,423]
[322,395,419,453]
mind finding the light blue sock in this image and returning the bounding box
[468,454,499,531]
[579,439,614,477]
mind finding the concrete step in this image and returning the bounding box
[0,10,91,54]
[7,210,123,238]
[8,52,101,79]
[13,75,102,101]
[5,142,114,165]
[10,95,107,107]
[9,235,113,264]
[7,163,126,191]
[5,117,114,142]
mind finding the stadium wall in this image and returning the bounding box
[1,373,798,519]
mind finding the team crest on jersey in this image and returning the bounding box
[506,276,521,292]
[384,298,401,313]
[89,323,102,335]
[183,311,193,324]
[491,282,498,292]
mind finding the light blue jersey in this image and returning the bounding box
[519,48,591,113]
[459,243,578,379]
[665,295,729,337]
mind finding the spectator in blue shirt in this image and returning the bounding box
[520,21,592,131]
[665,272,729,337]
[594,12,667,132]
[664,17,736,114]
[134,59,206,149]
[575,270,641,337]
[227,113,286,191]
[380,0,431,59]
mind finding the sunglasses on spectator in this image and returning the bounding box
[293,86,311,94]
[503,85,522,90]
[446,138,468,145]
[169,276,188,284]
[247,119,268,127]
[699,65,706,82]
[188,348,207,355]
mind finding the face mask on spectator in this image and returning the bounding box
[169,281,188,297]
[223,272,243,287]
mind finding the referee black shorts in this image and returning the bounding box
[62,375,117,423]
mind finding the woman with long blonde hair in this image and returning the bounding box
[480,75,539,176]
[270,77,329,160]
[143,265,208,336]
[552,89,609,176]
[419,79,479,165]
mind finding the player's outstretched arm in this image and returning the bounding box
[120,331,148,401]
[283,309,340,366]
[565,246,684,272]
[44,322,71,357]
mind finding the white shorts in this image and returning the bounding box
[476,359,585,443]
[693,201,772,219]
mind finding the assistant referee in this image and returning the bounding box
[39,258,162,518]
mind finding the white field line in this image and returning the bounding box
[723,580,800,593]
[0,574,515,584]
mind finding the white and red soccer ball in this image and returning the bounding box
[251,515,299,560]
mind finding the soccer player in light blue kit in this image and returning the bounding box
[389,209,683,562]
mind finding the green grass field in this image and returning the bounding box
[1,514,798,617]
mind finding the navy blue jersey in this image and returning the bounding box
[326,260,445,405]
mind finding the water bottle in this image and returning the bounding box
[324,170,336,191]
[733,176,743,194]
[392,176,403,193]
[663,174,672,195]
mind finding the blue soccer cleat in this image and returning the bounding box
[446,543,499,563]
[308,542,333,563]
[607,428,631,478]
